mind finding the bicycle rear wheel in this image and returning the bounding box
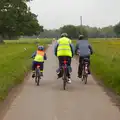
[83,75,87,84]
[63,69,67,90]
[35,70,37,83]
[81,67,88,84]
[36,68,41,86]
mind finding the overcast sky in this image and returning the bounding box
[28,0,120,29]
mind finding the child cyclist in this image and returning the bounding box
[31,46,47,78]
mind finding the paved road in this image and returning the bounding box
[2,44,120,120]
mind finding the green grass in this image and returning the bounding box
[4,38,52,44]
[0,39,52,100]
[90,39,120,95]
[73,39,120,95]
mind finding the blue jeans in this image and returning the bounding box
[32,61,44,71]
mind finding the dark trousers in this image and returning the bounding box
[58,56,71,78]
[58,56,71,68]
[78,56,90,76]
[32,61,44,71]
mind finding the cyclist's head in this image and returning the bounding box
[38,46,44,51]
[60,33,68,38]
[78,34,84,40]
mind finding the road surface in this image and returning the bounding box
[2,43,120,120]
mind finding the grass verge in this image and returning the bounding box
[0,39,52,100]
[90,39,120,95]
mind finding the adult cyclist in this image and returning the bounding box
[75,35,93,78]
[54,33,74,84]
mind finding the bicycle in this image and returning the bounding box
[35,64,41,86]
[81,58,89,84]
[61,59,69,90]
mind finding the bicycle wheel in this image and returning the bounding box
[63,69,67,90]
[35,69,37,83]
[81,61,88,84]
[81,68,84,81]
[36,68,41,86]
[82,67,88,84]
[83,74,87,84]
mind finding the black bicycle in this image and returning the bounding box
[61,59,69,90]
[81,58,89,84]
[35,64,41,86]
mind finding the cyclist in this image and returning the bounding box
[54,33,74,84]
[31,46,47,78]
[75,35,93,78]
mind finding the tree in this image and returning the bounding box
[60,25,78,38]
[114,22,120,37]
[0,0,42,41]
[60,25,88,39]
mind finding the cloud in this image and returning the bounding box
[28,0,120,29]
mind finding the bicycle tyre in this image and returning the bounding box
[81,69,84,81]
[35,70,37,83]
[37,76,40,86]
[36,68,41,86]
[82,67,88,84]
[63,69,67,90]
[81,62,88,84]
[83,75,87,84]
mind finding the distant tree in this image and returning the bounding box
[60,25,88,39]
[60,25,78,38]
[114,22,120,37]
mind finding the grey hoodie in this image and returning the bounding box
[75,40,93,57]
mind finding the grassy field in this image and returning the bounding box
[90,39,120,95]
[73,39,120,95]
[0,39,52,100]
[5,38,52,44]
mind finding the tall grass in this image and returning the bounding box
[90,40,120,95]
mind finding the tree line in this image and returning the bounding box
[40,24,120,39]
[0,0,43,42]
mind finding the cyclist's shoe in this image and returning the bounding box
[67,78,71,84]
[56,68,60,73]
[57,73,62,79]
[78,75,82,78]
[32,73,35,78]
[56,69,62,79]
[32,71,35,78]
